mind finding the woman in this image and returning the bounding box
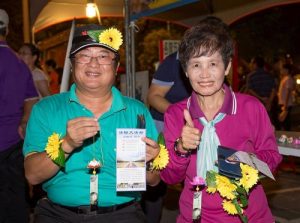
[19,43,51,98]
[160,16,282,223]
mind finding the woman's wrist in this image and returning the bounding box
[174,137,191,157]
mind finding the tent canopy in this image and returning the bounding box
[31,0,299,33]
[31,0,124,33]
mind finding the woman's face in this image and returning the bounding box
[185,50,231,97]
[72,46,117,93]
[18,45,36,68]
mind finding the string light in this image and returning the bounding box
[86,0,97,18]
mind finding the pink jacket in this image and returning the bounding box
[161,85,282,223]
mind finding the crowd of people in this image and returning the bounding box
[2,6,299,223]
[239,54,297,131]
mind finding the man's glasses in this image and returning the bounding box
[73,53,115,65]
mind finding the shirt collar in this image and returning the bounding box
[188,84,237,119]
[68,84,126,114]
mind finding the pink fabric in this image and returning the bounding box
[161,85,282,223]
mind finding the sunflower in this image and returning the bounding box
[216,175,237,200]
[207,185,217,194]
[45,133,63,160]
[99,28,123,51]
[222,200,239,215]
[239,163,259,192]
[152,144,169,170]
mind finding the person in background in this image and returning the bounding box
[23,24,160,223]
[0,9,39,223]
[145,51,192,223]
[147,51,192,132]
[160,16,282,222]
[44,58,60,94]
[19,43,51,98]
[245,56,276,113]
[277,63,296,131]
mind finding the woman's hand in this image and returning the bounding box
[179,109,201,152]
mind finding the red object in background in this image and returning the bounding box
[117,66,125,74]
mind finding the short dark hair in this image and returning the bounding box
[179,16,234,71]
[45,59,57,69]
[252,56,265,68]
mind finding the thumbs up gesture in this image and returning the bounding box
[178,109,201,151]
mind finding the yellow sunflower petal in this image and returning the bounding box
[99,28,123,50]
[222,200,239,215]
[239,163,259,192]
[216,175,237,200]
[152,145,169,170]
[45,133,62,160]
[206,186,217,194]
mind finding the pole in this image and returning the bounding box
[124,0,132,97]
[60,19,75,92]
[22,0,31,42]
[130,21,136,98]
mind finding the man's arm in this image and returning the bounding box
[147,83,171,113]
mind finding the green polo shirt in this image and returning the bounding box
[23,84,158,207]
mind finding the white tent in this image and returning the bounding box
[29,0,300,95]
[31,0,300,33]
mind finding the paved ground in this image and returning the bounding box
[161,157,300,223]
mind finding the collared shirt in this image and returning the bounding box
[161,84,282,223]
[23,84,158,207]
[0,41,38,151]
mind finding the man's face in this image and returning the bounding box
[72,46,117,92]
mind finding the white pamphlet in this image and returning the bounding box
[116,128,146,191]
[233,151,275,180]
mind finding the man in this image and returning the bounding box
[246,56,276,112]
[0,9,39,223]
[147,51,192,133]
[23,24,160,223]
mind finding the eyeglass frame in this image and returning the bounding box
[70,52,119,66]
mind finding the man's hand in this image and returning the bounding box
[62,117,100,154]
[143,137,160,162]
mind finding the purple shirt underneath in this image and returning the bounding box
[161,84,282,223]
[0,41,38,151]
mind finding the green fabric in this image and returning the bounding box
[197,113,226,178]
[23,84,158,207]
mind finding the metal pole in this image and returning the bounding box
[22,0,31,42]
[124,0,131,97]
[130,21,136,98]
[60,19,75,92]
